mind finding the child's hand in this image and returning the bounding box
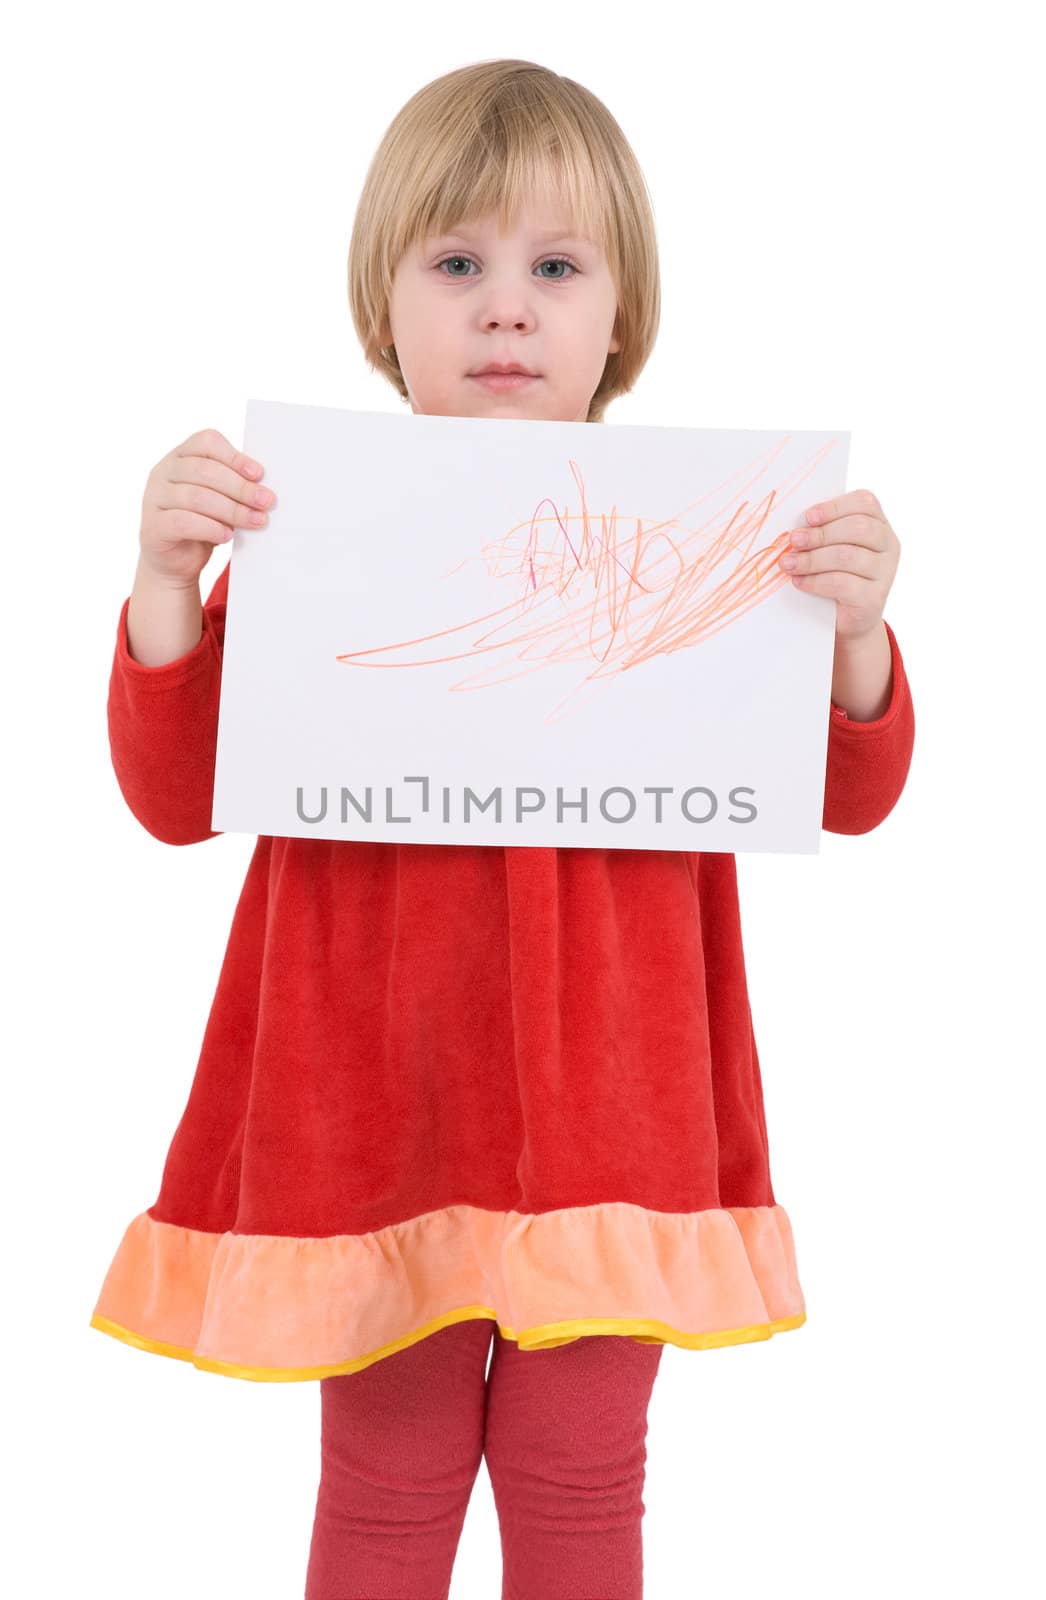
[779,488,901,643]
[137,427,277,587]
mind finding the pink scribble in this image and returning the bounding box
[335,435,838,723]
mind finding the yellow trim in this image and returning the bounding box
[90,1306,807,1383]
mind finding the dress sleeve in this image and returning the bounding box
[107,561,231,845]
[821,618,916,836]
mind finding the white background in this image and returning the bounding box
[5,2,1042,1596]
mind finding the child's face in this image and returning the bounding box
[381,196,621,424]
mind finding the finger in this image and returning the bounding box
[789,569,881,602]
[780,543,881,579]
[177,427,265,484]
[794,511,887,553]
[805,487,884,526]
[169,451,276,526]
[151,505,244,546]
[158,476,274,536]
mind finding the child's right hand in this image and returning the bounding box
[137,427,277,587]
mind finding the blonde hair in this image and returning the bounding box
[347,59,660,424]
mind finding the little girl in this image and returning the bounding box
[91,58,916,1600]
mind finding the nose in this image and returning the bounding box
[480,291,536,336]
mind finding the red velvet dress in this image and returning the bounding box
[90,560,915,1382]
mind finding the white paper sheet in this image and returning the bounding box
[211,400,849,852]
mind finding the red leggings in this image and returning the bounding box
[304,1317,664,1600]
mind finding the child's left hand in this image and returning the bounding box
[781,488,901,644]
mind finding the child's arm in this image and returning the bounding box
[126,557,207,667]
[107,561,230,845]
[821,618,915,834]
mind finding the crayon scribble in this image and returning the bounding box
[334,436,838,723]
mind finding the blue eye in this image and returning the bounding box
[435,254,578,281]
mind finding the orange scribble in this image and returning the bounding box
[334,435,839,723]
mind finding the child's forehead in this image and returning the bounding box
[424,218,593,243]
[418,180,600,246]
[417,195,600,243]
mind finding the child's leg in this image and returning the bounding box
[304,1317,494,1600]
[483,1329,664,1600]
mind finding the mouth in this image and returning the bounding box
[469,371,540,392]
